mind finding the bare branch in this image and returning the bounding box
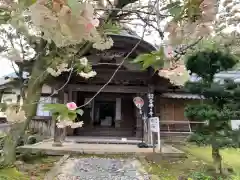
[78,2,155,108]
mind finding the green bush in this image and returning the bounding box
[187,133,210,146]
[230,129,240,148]
[26,136,37,145]
[17,138,24,146]
[188,130,240,148]
[0,137,4,149]
[189,171,213,180]
[228,173,240,180]
[18,151,47,163]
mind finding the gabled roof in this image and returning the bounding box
[0,72,29,87]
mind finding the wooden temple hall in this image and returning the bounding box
[0,33,202,139]
[43,33,200,139]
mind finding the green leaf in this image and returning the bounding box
[0,103,7,112]
[76,109,84,116]
[160,1,183,18]
[67,0,82,15]
[21,0,37,8]
[68,112,77,121]
[132,48,165,70]
[131,54,148,64]
[169,6,182,17]
[160,1,181,11]
[103,21,121,34]
[151,59,165,71]
[43,104,68,113]
[142,54,156,69]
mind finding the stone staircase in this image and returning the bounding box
[74,127,135,137]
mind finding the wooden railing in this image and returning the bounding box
[159,120,206,134]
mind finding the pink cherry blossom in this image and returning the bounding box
[86,23,94,32]
[66,102,77,111]
[91,18,99,27]
[164,46,174,59]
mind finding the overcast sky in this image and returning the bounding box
[0,0,231,77]
[0,58,17,77]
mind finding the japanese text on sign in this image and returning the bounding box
[149,117,159,133]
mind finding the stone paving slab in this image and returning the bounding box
[55,157,151,180]
[18,141,184,156]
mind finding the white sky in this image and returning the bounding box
[0,0,235,77]
[0,58,18,77]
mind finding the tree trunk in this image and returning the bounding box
[53,126,63,147]
[1,123,23,167]
[212,145,222,174]
[2,135,16,167]
[22,59,48,135]
[1,58,48,166]
[1,41,92,166]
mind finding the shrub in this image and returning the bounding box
[26,136,37,145]
[17,138,24,146]
[187,133,210,146]
[188,130,240,148]
[189,171,213,180]
[230,129,240,148]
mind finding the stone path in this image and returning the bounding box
[55,157,151,180]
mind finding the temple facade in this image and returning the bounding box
[0,34,201,139]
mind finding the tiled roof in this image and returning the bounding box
[161,71,240,99]
[0,72,29,86]
[161,93,203,99]
[190,71,240,83]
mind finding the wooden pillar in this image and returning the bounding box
[66,87,74,136]
[52,117,64,146]
[135,110,143,138]
[135,93,145,139]
[143,93,149,143]
[115,98,121,128]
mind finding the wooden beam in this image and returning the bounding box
[68,84,148,93]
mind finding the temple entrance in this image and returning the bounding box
[73,92,137,137]
[94,100,116,127]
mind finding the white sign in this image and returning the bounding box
[149,117,161,152]
[231,120,240,130]
[133,97,144,109]
[149,117,159,132]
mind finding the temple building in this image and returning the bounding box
[0,33,204,139]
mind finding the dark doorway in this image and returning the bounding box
[94,101,116,127]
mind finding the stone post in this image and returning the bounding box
[52,85,65,147]
[52,117,63,147]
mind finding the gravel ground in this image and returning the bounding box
[56,157,151,180]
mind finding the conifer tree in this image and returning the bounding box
[184,49,239,174]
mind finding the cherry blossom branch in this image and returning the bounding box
[77,1,155,109]
[6,33,21,78]
[173,37,204,60]
[96,7,169,17]
[23,43,93,106]
[77,37,145,108]
[51,62,75,96]
[23,61,75,106]
[105,0,114,7]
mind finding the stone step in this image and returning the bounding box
[65,137,141,145]
[75,127,135,137]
